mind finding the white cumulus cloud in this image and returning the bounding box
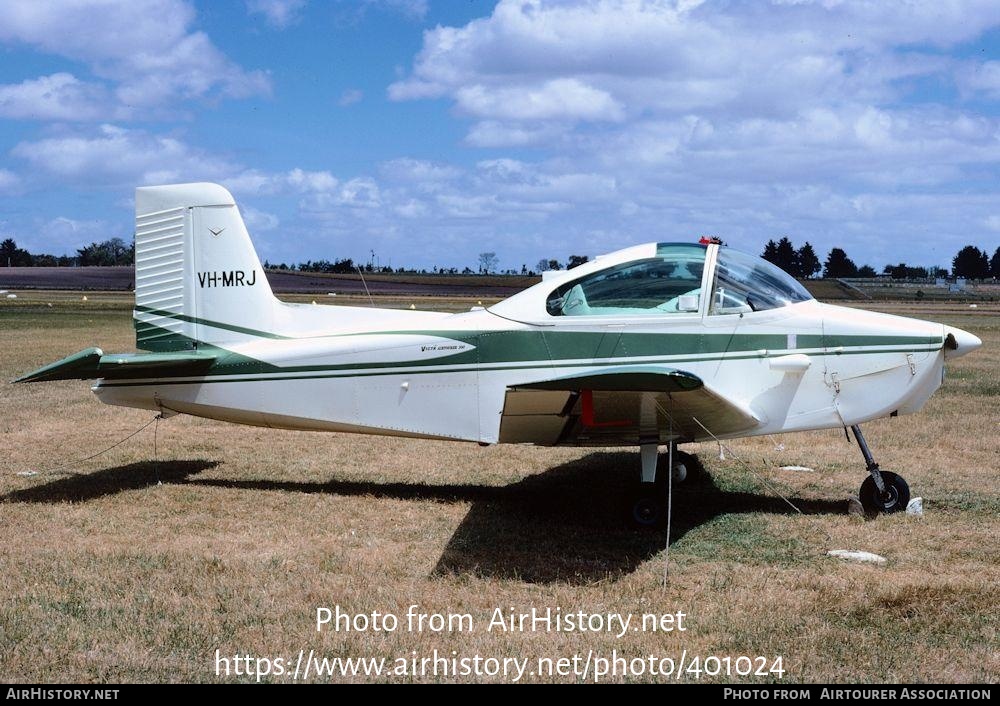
[226,168,339,196]
[33,216,117,255]
[372,0,1000,269]
[11,124,235,184]
[0,73,112,121]
[0,169,20,193]
[241,205,281,232]
[455,79,624,122]
[247,0,307,28]
[0,0,270,118]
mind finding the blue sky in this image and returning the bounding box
[1,0,998,272]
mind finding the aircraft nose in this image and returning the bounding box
[943,325,982,359]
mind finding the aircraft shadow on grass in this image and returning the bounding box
[428,452,846,584]
[1,460,219,503]
[4,452,844,584]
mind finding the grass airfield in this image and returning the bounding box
[1,292,997,683]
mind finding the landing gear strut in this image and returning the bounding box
[851,425,910,517]
[632,442,688,527]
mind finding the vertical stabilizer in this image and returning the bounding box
[134,183,279,350]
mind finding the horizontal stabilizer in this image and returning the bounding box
[14,347,104,383]
[514,365,703,393]
[15,348,217,383]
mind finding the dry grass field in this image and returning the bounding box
[1,292,997,683]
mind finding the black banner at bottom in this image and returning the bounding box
[1,684,995,698]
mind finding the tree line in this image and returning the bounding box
[263,253,593,277]
[3,235,998,280]
[1,237,134,267]
[762,236,1000,280]
[1,237,597,276]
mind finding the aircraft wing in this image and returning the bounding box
[500,364,761,445]
[14,347,217,383]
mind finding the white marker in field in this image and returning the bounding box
[827,550,887,565]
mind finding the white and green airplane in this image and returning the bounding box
[17,183,982,523]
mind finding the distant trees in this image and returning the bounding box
[797,242,821,279]
[478,252,499,274]
[761,237,820,278]
[823,248,858,278]
[761,239,778,264]
[296,258,357,274]
[2,237,123,267]
[883,263,933,279]
[1,238,32,267]
[76,237,134,266]
[760,239,1000,281]
[12,233,997,282]
[760,239,1000,280]
[762,237,798,274]
[952,245,990,279]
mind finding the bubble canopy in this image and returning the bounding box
[523,243,813,319]
[709,247,814,315]
[545,244,707,317]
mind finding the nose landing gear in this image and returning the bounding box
[851,425,910,517]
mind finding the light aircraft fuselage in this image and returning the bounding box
[17,183,981,520]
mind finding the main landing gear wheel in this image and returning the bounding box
[631,443,694,528]
[859,471,910,516]
[632,495,662,527]
[672,449,707,484]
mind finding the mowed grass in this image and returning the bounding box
[0,292,997,683]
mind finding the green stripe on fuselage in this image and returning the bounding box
[97,344,945,388]
[130,310,942,382]
[134,305,293,346]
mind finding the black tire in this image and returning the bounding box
[671,450,707,485]
[859,472,910,517]
[632,496,661,527]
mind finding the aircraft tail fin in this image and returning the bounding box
[133,183,280,351]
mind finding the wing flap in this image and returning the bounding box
[14,348,217,383]
[501,365,761,445]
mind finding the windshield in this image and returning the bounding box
[709,248,813,314]
[546,244,706,316]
